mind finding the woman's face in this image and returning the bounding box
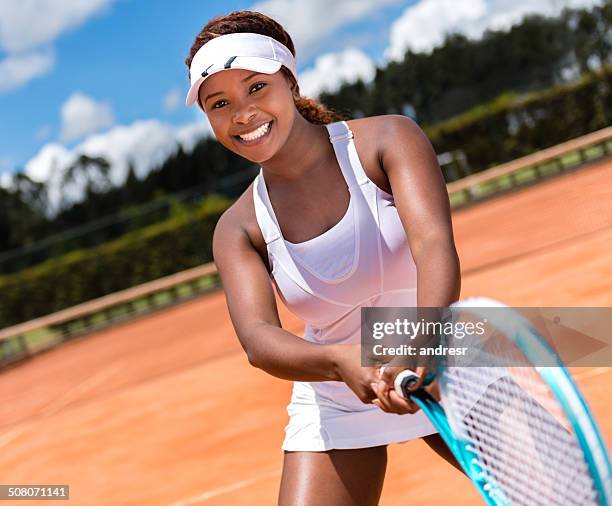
[198,68,297,163]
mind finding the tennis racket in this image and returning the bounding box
[393,297,612,505]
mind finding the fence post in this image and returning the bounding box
[17,334,29,356]
[57,322,73,342]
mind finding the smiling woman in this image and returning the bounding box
[183,9,462,506]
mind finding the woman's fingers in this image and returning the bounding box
[372,398,388,412]
[379,366,405,387]
[371,380,420,414]
[388,388,420,414]
[372,381,393,413]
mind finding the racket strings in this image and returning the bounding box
[464,416,578,505]
[463,393,591,504]
[463,402,579,475]
[443,367,599,505]
[460,378,578,470]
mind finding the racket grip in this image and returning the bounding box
[394,370,436,399]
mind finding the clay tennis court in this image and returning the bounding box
[1,159,610,505]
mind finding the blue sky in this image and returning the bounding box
[0,0,413,173]
[0,0,602,208]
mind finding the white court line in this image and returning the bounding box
[0,360,126,449]
[167,470,280,506]
[0,425,30,449]
[37,360,126,417]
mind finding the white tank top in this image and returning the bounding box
[253,120,439,450]
[253,120,419,342]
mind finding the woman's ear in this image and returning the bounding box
[291,81,300,98]
[282,71,300,97]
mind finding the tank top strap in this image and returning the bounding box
[254,121,372,246]
[253,169,282,245]
[325,121,370,188]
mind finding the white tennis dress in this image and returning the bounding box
[253,120,437,451]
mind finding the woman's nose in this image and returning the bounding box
[233,104,257,124]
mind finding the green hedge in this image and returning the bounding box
[2,70,610,328]
[0,195,231,328]
[424,67,611,180]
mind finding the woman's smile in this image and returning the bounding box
[233,120,273,146]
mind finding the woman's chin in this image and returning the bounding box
[246,151,276,164]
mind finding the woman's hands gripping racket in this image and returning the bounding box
[371,366,437,414]
[386,298,612,506]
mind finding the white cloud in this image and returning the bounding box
[0,170,16,189]
[23,142,81,212]
[23,118,213,214]
[163,87,182,113]
[0,0,114,54]
[0,49,55,92]
[175,120,213,153]
[60,92,115,142]
[385,0,606,61]
[299,48,376,97]
[0,0,114,92]
[250,0,402,59]
[24,143,72,183]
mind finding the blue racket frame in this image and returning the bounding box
[407,384,511,504]
[404,300,612,506]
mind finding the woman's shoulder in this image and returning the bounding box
[346,114,432,165]
[213,181,269,267]
[337,115,422,194]
[214,182,257,238]
[346,114,422,141]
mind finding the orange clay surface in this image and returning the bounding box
[0,159,610,505]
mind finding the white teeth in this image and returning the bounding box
[239,122,270,141]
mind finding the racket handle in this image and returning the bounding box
[394,370,436,399]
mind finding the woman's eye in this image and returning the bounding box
[210,84,265,109]
[250,82,266,93]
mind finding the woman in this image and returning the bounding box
[185,10,462,505]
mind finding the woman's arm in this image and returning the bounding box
[379,115,461,306]
[213,207,379,402]
[371,115,461,413]
[213,207,341,382]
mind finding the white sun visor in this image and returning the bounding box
[185,32,298,107]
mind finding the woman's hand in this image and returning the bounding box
[332,344,381,404]
[371,366,440,414]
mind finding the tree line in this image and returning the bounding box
[1,2,610,259]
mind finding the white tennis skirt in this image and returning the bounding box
[282,380,438,452]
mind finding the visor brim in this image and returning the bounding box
[185,57,283,107]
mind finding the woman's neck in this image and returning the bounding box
[260,113,332,184]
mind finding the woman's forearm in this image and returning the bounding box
[243,323,343,382]
[415,239,461,307]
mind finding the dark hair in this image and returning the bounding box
[185,10,346,125]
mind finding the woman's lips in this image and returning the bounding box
[233,120,273,146]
